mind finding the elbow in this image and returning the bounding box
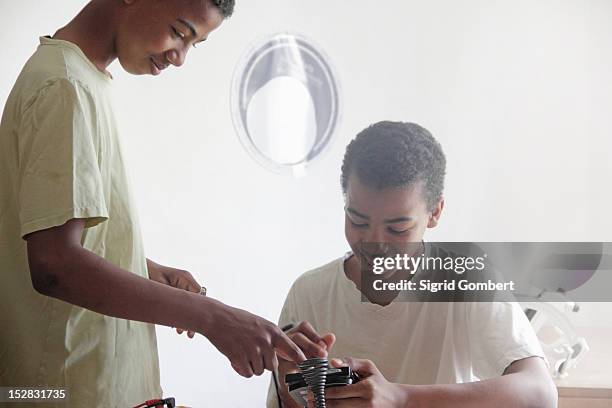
[509,357,558,408]
[545,379,559,408]
[534,375,558,408]
[29,264,61,296]
[30,267,61,296]
[25,219,87,297]
[27,250,65,297]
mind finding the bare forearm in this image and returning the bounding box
[405,371,557,408]
[30,245,219,334]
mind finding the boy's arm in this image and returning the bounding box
[146,257,201,337]
[406,357,557,407]
[322,357,557,408]
[25,218,306,377]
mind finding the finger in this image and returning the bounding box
[273,331,306,363]
[179,271,201,293]
[231,360,254,378]
[293,321,323,344]
[330,358,346,368]
[321,333,336,351]
[325,381,371,400]
[168,268,200,293]
[185,278,200,293]
[305,391,314,406]
[249,347,265,376]
[305,392,364,408]
[262,345,278,372]
[325,398,366,408]
[291,332,327,358]
[341,357,378,377]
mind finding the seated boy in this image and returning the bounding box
[267,121,557,407]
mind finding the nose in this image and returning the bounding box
[361,234,389,262]
[364,227,386,246]
[166,47,187,67]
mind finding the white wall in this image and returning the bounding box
[2,0,611,405]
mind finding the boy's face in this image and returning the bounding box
[344,176,443,272]
[115,0,224,75]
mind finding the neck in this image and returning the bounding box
[344,254,405,307]
[53,0,119,73]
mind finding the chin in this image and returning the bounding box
[117,57,147,75]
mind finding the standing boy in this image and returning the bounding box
[0,1,304,406]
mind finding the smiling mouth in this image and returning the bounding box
[359,251,385,267]
[149,57,165,75]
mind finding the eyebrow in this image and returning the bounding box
[384,216,414,224]
[346,208,414,223]
[177,18,198,38]
[346,208,369,220]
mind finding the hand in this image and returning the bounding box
[201,300,306,378]
[147,260,201,338]
[307,358,411,408]
[283,321,336,360]
[278,322,336,407]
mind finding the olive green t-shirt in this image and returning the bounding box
[0,37,162,407]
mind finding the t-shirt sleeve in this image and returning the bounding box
[17,78,108,238]
[468,302,546,379]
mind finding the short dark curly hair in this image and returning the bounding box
[341,121,446,211]
[210,0,234,17]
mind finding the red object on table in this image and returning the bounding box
[133,397,176,408]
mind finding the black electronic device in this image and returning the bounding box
[285,365,359,407]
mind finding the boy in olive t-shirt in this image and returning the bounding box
[0,1,306,406]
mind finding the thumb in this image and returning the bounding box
[330,358,346,368]
[335,357,378,377]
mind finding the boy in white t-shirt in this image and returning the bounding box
[268,121,557,407]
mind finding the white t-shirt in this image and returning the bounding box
[266,253,544,407]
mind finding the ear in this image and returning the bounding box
[427,197,444,228]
